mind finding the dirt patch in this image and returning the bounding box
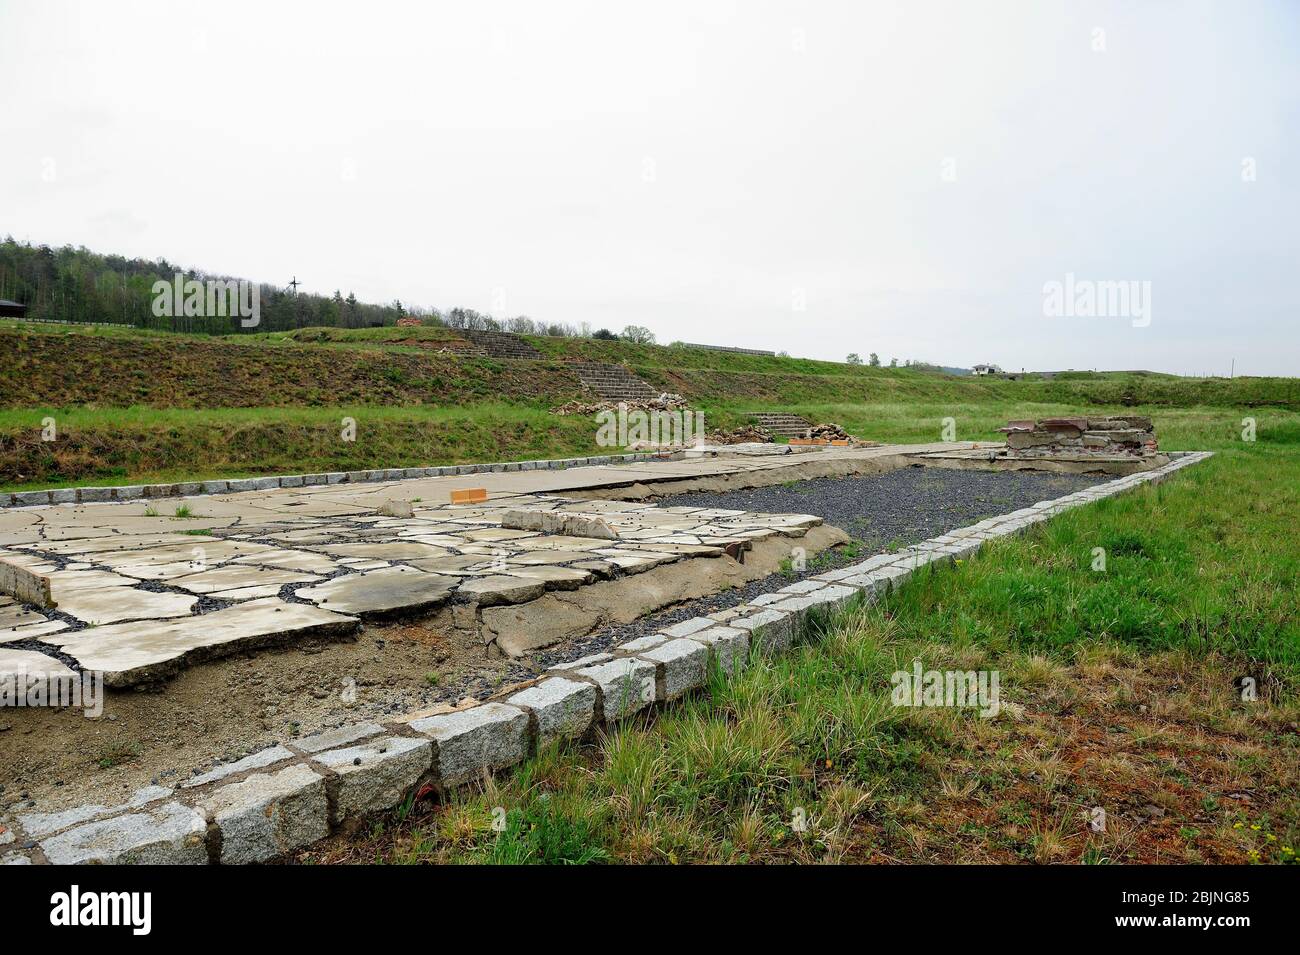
[838,650,1300,865]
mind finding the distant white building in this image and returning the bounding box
[972,363,1003,376]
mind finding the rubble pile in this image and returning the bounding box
[550,394,688,416]
[807,422,852,441]
[784,422,871,446]
[705,424,775,445]
[999,416,1158,457]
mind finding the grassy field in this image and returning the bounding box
[300,414,1299,865]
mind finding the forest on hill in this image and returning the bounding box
[0,238,617,338]
[0,238,416,333]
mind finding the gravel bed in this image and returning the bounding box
[533,467,1104,669]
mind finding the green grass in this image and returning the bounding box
[887,450,1300,670]
[9,317,1297,865]
[5,320,1296,413]
[699,400,1294,448]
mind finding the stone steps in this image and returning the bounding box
[455,329,542,359]
[568,361,660,401]
[749,412,814,437]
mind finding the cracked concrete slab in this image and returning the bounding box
[42,598,359,686]
[55,584,199,626]
[0,617,69,642]
[295,566,457,615]
[169,564,322,595]
[0,647,76,680]
[0,597,49,630]
[456,575,547,606]
[311,541,453,561]
[230,548,339,574]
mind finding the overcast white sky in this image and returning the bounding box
[2,0,1297,375]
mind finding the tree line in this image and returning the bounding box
[0,238,404,333]
[0,238,655,342]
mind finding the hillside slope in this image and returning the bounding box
[4,321,1295,411]
[0,326,583,408]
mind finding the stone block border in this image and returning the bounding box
[1,451,679,509]
[0,451,1211,864]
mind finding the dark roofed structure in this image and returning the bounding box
[0,300,28,318]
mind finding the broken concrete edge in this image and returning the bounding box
[0,557,55,608]
[98,613,364,690]
[1,450,1212,865]
[0,451,682,509]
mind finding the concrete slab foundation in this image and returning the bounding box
[0,450,1213,865]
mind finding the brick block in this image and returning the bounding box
[410,702,529,787]
[450,488,488,505]
[686,625,750,678]
[574,657,656,721]
[508,677,597,746]
[637,638,708,701]
[40,801,207,865]
[199,763,329,864]
[312,735,432,823]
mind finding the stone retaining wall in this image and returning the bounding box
[1,451,673,509]
[0,451,1212,865]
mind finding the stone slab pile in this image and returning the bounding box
[706,424,775,444]
[1000,415,1157,456]
[807,422,855,442]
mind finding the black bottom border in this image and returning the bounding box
[1,863,1281,939]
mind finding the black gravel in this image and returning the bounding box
[654,466,1103,552]
[532,466,1105,670]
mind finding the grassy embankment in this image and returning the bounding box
[303,414,1298,865]
[1,319,1296,488]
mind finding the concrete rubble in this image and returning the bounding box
[549,395,688,416]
